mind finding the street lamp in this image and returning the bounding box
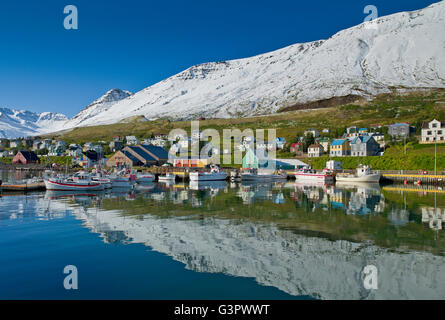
[434,131,437,176]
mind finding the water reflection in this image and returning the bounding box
[1,179,445,299]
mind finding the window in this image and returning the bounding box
[432,123,438,128]
[438,130,443,135]
[428,131,432,135]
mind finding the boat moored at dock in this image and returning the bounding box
[189,165,228,181]
[44,172,104,191]
[336,165,381,183]
[294,167,334,184]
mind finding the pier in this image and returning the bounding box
[381,171,445,186]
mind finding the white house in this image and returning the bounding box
[304,129,319,138]
[308,144,324,158]
[421,119,445,143]
[126,136,140,145]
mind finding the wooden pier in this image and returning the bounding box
[381,172,445,185]
[0,182,46,192]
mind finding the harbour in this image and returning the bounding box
[1,168,444,299]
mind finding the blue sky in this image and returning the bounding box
[0,0,438,117]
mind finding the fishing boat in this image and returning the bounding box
[90,170,112,189]
[44,172,104,191]
[135,172,155,184]
[294,167,334,184]
[189,165,227,181]
[335,165,381,183]
[158,173,176,182]
[241,168,276,181]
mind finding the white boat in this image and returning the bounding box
[90,170,112,189]
[241,168,275,181]
[135,172,155,184]
[335,165,381,183]
[158,173,176,182]
[44,172,104,191]
[294,167,334,184]
[91,176,112,189]
[189,165,227,181]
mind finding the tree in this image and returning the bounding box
[302,133,315,153]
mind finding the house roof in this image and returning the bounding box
[308,144,321,149]
[351,136,373,144]
[389,122,409,127]
[121,150,143,164]
[127,146,157,162]
[331,139,347,146]
[17,150,39,161]
[82,150,100,161]
[422,119,445,129]
[141,145,169,160]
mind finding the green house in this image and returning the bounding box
[242,149,259,169]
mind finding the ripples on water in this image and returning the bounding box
[1,170,445,299]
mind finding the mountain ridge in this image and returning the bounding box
[62,1,445,127]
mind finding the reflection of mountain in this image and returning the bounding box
[69,203,445,300]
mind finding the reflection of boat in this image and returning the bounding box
[135,183,155,192]
[136,173,155,184]
[189,165,227,181]
[336,165,381,183]
[158,173,176,182]
[44,173,104,191]
[294,167,334,184]
[44,190,103,200]
[335,181,381,191]
[189,180,227,190]
[110,176,132,188]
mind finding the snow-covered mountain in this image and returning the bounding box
[0,107,68,139]
[64,1,445,127]
[67,89,132,128]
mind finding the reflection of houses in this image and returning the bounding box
[422,207,445,231]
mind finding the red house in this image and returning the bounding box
[12,151,40,164]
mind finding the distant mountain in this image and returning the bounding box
[63,1,445,127]
[65,89,133,128]
[0,108,68,139]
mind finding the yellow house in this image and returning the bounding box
[329,139,351,157]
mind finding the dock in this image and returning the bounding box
[0,182,46,192]
[381,172,445,185]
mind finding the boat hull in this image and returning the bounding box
[189,172,227,181]
[336,173,381,183]
[294,173,334,184]
[110,178,132,188]
[136,176,155,184]
[44,179,104,191]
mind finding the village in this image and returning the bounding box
[0,119,443,173]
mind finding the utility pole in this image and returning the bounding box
[435,131,437,176]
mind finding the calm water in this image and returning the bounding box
[1,170,445,300]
